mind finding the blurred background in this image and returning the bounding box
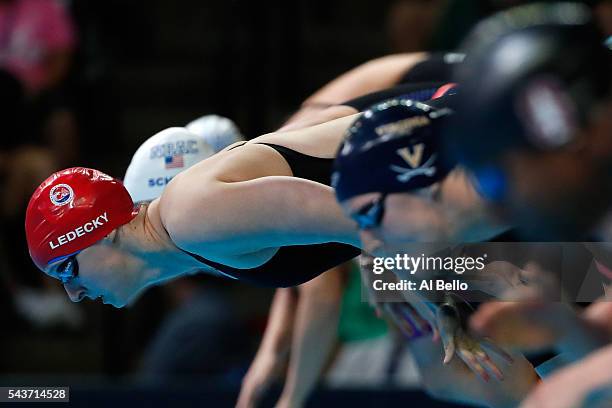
[0,0,610,406]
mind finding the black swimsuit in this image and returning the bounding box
[178,142,361,288]
[178,77,453,287]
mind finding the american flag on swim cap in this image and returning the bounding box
[165,154,184,169]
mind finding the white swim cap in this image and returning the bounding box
[124,127,215,202]
[185,114,244,153]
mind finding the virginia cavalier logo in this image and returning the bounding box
[50,184,74,206]
[390,144,437,182]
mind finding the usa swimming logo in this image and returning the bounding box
[50,184,74,206]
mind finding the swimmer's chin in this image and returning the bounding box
[104,299,125,308]
[98,295,125,308]
[95,285,150,309]
[91,292,129,308]
[110,288,148,309]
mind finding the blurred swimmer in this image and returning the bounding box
[123,127,215,203]
[185,114,244,153]
[445,2,612,240]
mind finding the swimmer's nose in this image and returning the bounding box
[63,282,86,302]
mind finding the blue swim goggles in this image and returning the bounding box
[50,254,80,284]
[471,166,507,202]
[351,193,388,229]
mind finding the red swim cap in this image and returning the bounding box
[25,167,138,271]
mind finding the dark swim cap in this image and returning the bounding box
[447,2,611,168]
[332,98,455,202]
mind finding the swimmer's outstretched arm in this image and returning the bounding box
[158,115,362,261]
[161,174,360,259]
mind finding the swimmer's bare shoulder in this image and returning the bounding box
[158,116,361,261]
[159,112,362,239]
[156,145,288,256]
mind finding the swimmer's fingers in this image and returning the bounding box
[437,303,460,364]
[453,330,491,382]
[473,348,504,381]
[442,334,456,365]
[480,337,514,365]
[455,329,512,381]
[457,347,490,383]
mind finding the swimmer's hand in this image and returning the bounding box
[236,350,285,408]
[470,300,578,353]
[438,295,513,382]
[380,302,438,341]
[360,254,440,340]
[467,260,530,298]
[469,260,560,300]
[470,263,581,353]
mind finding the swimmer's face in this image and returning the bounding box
[482,147,612,239]
[471,102,612,239]
[342,190,440,256]
[44,229,145,308]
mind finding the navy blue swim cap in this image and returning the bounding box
[332,98,455,202]
[447,2,611,168]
